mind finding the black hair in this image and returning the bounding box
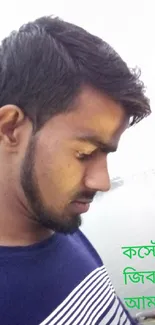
[0,15,151,130]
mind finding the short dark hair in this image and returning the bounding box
[0,15,151,130]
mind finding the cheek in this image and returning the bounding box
[52,154,83,193]
[35,146,84,203]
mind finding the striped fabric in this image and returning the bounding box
[39,265,134,325]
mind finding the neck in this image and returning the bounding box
[0,186,53,247]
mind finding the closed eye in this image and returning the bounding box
[76,148,110,161]
[76,152,94,161]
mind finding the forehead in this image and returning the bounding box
[68,87,128,142]
[42,86,128,146]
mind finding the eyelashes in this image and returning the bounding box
[76,148,109,161]
[76,151,94,161]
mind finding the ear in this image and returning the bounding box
[0,105,26,149]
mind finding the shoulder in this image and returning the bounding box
[73,229,104,266]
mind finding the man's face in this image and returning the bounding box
[20,87,128,233]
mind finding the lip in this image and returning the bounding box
[71,200,92,214]
[75,199,93,204]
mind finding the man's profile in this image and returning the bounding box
[0,15,150,324]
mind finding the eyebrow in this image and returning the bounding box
[75,134,117,153]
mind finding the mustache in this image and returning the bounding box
[74,191,96,201]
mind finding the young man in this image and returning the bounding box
[0,16,150,325]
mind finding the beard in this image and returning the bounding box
[20,136,82,234]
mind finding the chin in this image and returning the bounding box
[37,212,82,235]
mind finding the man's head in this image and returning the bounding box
[0,16,151,234]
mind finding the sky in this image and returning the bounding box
[0,0,154,179]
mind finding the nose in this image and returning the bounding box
[84,157,111,192]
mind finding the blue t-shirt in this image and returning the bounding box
[0,230,139,325]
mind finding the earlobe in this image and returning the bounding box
[0,105,25,147]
